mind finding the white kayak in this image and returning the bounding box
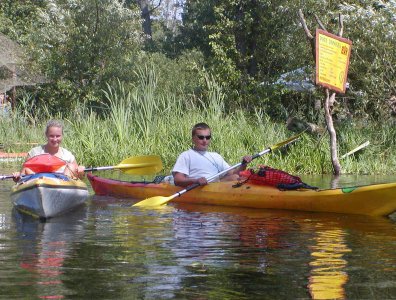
[11,173,89,219]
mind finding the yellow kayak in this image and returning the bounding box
[87,174,396,216]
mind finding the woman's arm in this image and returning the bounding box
[12,155,33,182]
[65,159,85,179]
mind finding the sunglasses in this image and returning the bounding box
[196,135,212,140]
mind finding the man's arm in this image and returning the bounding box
[173,171,208,187]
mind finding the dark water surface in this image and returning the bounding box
[1,166,396,299]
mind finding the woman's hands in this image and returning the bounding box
[12,172,21,183]
[65,161,85,179]
[77,165,86,178]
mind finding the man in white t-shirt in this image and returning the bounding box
[172,122,252,187]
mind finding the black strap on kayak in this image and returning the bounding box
[152,175,166,184]
[129,175,166,184]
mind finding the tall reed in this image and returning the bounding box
[2,68,396,175]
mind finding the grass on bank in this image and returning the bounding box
[1,70,396,176]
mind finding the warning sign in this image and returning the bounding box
[315,29,352,93]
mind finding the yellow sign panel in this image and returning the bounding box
[315,29,352,93]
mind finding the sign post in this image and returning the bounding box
[315,29,352,93]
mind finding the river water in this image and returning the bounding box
[1,164,396,299]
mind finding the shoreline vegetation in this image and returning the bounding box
[1,75,396,176]
[2,2,396,177]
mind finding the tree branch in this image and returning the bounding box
[298,9,315,59]
[314,14,326,31]
[338,13,344,37]
[298,9,313,39]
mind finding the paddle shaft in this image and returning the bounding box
[2,167,114,180]
[2,155,163,180]
[1,165,153,180]
[2,165,134,180]
[84,162,158,172]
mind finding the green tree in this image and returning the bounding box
[179,0,396,121]
[179,0,218,57]
[181,0,342,110]
[24,0,144,113]
[339,1,396,120]
[0,0,46,43]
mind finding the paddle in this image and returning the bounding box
[84,155,163,175]
[340,141,370,159]
[133,133,303,208]
[0,155,163,180]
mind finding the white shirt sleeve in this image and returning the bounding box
[172,151,191,176]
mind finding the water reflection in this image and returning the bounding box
[171,204,312,298]
[308,227,350,299]
[13,207,87,299]
[1,172,396,299]
[330,175,340,189]
[173,203,396,299]
[89,195,184,299]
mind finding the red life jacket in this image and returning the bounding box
[23,154,66,173]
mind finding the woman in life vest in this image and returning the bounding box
[13,120,85,181]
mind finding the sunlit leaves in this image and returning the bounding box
[338,1,396,118]
[21,0,145,112]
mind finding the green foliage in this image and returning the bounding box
[178,0,396,122]
[339,1,396,120]
[0,0,46,43]
[137,50,206,101]
[2,0,396,176]
[23,0,144,112]
[4,0,394,123]
[179,0,218,57]
[2,72,396,175]
[180,0,334,109]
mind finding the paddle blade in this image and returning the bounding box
[23,154,66,173]
[133,195,174,207]
[117,155,163,175]
[269,132,304,152]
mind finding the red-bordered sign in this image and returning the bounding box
[315,29,352,94]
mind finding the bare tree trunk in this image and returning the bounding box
[136,0,152,38]
[298,9,342,175]
[325,89,341,174]
[11,65,16,110]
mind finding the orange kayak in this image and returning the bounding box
[87,174,396,216]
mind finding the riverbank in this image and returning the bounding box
[1,83,396,175]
